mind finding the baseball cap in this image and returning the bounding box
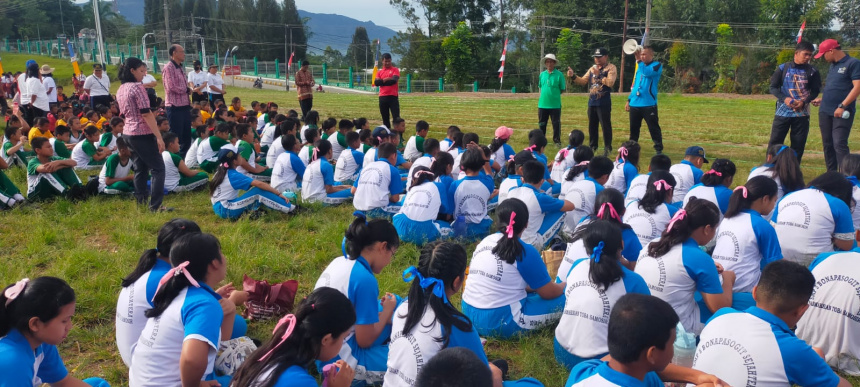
[216,147,244,165]
[25,60,37,68]
[815,39,840,59]
[193,60,201,66]
[592,47,609,57]
[494,126,513,140]
[371,126,391,139]
[685,146,709,163]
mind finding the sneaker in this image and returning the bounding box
[68,185,88,201]
[603,148,610,157]
[491,359,509,380]
[85,178,100,196]
[152,206,175,213]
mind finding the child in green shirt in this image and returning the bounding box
[71,126,110,170]
[236,124,272,180]
[98,137,134,194]
[3,126,33,167]
[100,117,124,153]
[26,137,86,201]
[50,125,74,159]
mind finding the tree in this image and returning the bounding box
[323,46,345,67]
[346,27,373,69]
[282,0,308,60]
[256,0,283,60]
[837,0,860,45]
[554,28,582,70]
[442,22,476,91]
[713,24,736,93]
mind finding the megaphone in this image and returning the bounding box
[623,39,643,55]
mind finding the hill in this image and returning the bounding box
[299,10,398,54]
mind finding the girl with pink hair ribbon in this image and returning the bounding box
[623,171,681,247]
[301,139,353,205]
[682,158,736,218]
[604,140,641,194]
[393,166,455,245]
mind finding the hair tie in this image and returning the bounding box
[524,144,537,152]
[312,147,319,162]
[505,211,517,239]
[666,209,687,233]
[152,261,200,302]
[4,278,29,307]
[597,202,620,222]
[402,266,448,304]
[311,304,315,310]
[258,314,297,361]
[705,169,722,177]
[847,176,859,186]
[558,148,569,159]
[777,145,789,156]
[653,180,672,191]
[576,160,590,167]
[376,136,383,144]
[616,147,628,163]
[508,154,515,162]
[341,237,349,259]
[414,170,434,179]
[591,241,605,263]
[222,162,230,168]
[353,210,367,223]
[734,185,748,198]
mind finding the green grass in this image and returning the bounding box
[1,68,858,385]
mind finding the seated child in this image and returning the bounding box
[625,154,672,205]
[843,153,860,230]
[100,117,124,154]
[359,128,373,154]
[566,293,727,387]
[335,131,366,185]
[299,127,320,166]
[27,117,54,143]
[683,158,736,217]
[604,141,641,194]
[185,124,208,169]
[499,151,534,203]
[439,125,460,153]
[462,199,566,338]
[352,142,404,218]
[71,126,110,170]
[162,133,209,193]
[197,122,232,173]
[749,144,805,218]
[0,147,23,209]
[669,146,707,204]
[445,131,465,160]
[0,277,110,386]
[452,132,481,178]
[329,119,355,160]
[634,198,735,335]
[550,129,585,183]
[405,138,439,191]
[491,126,518,177]
[403,120,429,161]
[415,347,493,387]
[508,160,575,249]
[623,171,680,247]
[560,156,612,232]
[449,148,497,241]
[235,124,272,181]
[209,148,295,219]
[318,117,338,148]
[98,137,134,195]
[2,126,32,167]
[27,137,87,201]
[265,118,299,167]
[525,130,560,195]
[301,139,352,205]
[271,133,305,193]
[555,220,650,369]
[300,110,319,143]
[49,125,73,159]
[314,215,401,386]
[393,167,453,245]
[693,260,852,387]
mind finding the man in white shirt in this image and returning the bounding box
[187,60,209,104]
[206,64,225,110]
[40,65,57,107]
[83,63,112,108]
[141,70,158,109]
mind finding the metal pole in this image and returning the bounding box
[92,0,107,66]
[284,24,288,91]
[289,27,293,91]
[644,0,652,46]
[163,0,170,46]
[538,15,545,80]
[58,0,66,36]
[619,0,629,93]
[142,33,153,62]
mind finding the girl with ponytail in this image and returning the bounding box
[209,147,295,219]
[839,153,860,230]
[748,144,804,211]
[405,138,440,191]
[301,139,353,205]
[313,214,401,386]
[563,146,595,183]
[231,288,357,387]
[130,233,237,386]
[115,218,201,367]
[550,129,585,183]
[499,150,535,203]
[0,277,110,386]
[553,220,650,370]
[712,176,781,310]
[489,126,516,173]
[393,167,454,245]
[604,140,641,193]
[623,171,680,247]
[560,156,612,233]
[524,131,560,195]
[430,151,455,195]
[462,198,566,339]
[683,158,736,216]
[634,198,736,335]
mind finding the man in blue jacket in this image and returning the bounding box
[626,46,663,154]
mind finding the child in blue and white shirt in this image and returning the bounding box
[209,147,295,219]
[669,146,707,204]
[335,131,366,185]
[270,132,306,193]
[462,199,566,339]
[405,138,439,191]
[840,153,860,231]
[353,142,404,218]
[393,167,453,245]
[302,139,352,205]
[265,118,298,167]
[525,131,560,195]
[748,144,805,218]
[499,151,535,204]
[692,260,851,387]
[625,154,672,205]
[490,126,517,178]
[683,158,735,217]
[449,148,497,241]
[560,156,612,233]
[550,130,584,183]
[604,141,640,194]
[508,160,575,249]
[623,171,679,248]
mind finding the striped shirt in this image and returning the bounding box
[117,83,153,136]
[162,60,189,107]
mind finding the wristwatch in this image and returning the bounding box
[839,103,846,109]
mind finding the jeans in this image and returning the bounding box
[587,104,613,151]
[166,105,192,157]
[820,112,855,171]
[299,98,313,120]
[379,95,400,129]
[629,105,664,152]
[125,134,165,211]
[769,115,810,162]
[538,108,562,143]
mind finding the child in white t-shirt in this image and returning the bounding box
[335,131,366,185]
[403,120,429,161]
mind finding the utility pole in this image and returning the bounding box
[499,0,505,38]
[92,0,106,65]
[58,0,66,36]
[163,0,170,46]
[538,15,545,79]
[620,0,629,93]
[284,24,289,91]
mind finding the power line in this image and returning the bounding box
[540,15,832,30]
[543,25,789,50]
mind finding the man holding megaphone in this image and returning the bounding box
[568,47,617,156]
[626,46,664,154]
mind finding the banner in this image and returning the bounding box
[797,20,806,43]
[498,38,508,85]
[67,40,80,77]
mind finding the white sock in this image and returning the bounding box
[6,198,15,207]
[13,194,24,202]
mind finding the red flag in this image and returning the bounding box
[797,20,806,43]
[287,52,295,68]
[498,38,509,84]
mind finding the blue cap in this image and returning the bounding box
[216,146,245,164]
[685,146,709,163]
[25,60,36,68]
[371,125,391,139]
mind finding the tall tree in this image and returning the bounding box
[282,0,308,60]
[323,46,345,67]
[256,0,283,60]
[837,0,860,45]
[442,22,477,90]
[346,27,373,69]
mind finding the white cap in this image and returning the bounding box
[543,54,558,63]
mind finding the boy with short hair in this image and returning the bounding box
[50,125,73,158]
[28,117,54,143]
[626,154,672,204]
[334,131,365,184]
[162,132,209,193]
[415,347,493,387]
[156,116,170,133]
[27,136,86,201]
[449,147,498,240]
[71,126,110,170]
[359,128,372,153]
[0,145,24,208]
[329,119,355,161]
[352,142,404,218]
[669,146,708,203]
[507,159,575,249]
[440,125,461,153]
[186,124,208,169]
[100,117,124,154]
[3,126,32,167]
[197,123,232,173]
[404,120,429,161]
[692,260,852,387]
[98,137,134,194]
[391,117,407,149]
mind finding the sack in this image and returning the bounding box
[242,274,298,321]
[215,336,257,376]
[542,250,565,280]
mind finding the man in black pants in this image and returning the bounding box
[768,41,820,163]
[570,47,617,156]
[374,53,400,129]
[626,47,664,154]
[812,39,860,171]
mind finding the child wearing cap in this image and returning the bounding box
[352,142,404,218]
[403,120,428,161]
[668,146,707,204]
[490,126,517,175]
[209,147,295,219]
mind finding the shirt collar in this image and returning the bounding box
[835,54,852,65]
[355,256,373,273]
[681,160,695,167]
[741,208,762,217]
[762,163,775,168]
[595,362,649,387]
[744,306,793,335]
[682,238,700,249]
[171,60,182,68]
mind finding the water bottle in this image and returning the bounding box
[321,364,338,387]
[453,215,467,238]
[666,322,697,387]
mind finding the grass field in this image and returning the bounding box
[0,61,858,385]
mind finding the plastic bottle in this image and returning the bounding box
[453,215,467,237]
[666,322,697,387]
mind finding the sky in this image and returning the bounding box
[295,0,409,31]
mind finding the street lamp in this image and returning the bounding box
[142,33,154,62]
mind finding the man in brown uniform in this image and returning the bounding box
[295,61,315,120]
[568,47,617,156]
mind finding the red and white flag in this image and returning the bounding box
[797,20,806,43]
[287,52,295,69]
[498,38,509,84]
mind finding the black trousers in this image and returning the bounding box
[820,112,855,172]
[125,134,165,211]
[588,104,613,151]
[379,96,400,129]
[629,105,664,152]
[538,108,562,143]
[769,115,810,163]
[90,95,112,109]
[209,93,225,111]
[166,105,192,157]
[299,98,313,121]
[191,92,209,103]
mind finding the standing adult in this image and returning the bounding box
[538,54,566,145]
[162,44,192,157]
[83,63,112,108]
[187,60,209,105]
[40,65,57,110]
[295,60,314,120]
[25,63,49,120]
[811,39,860,172]
[17,60,35,125]
[206,64,225,110]
[569,47,617,156]
[626,46,664,154]
[768,41,820,163]
[374,53,400,129]
[117,57,168,212]
[141,68,159,109]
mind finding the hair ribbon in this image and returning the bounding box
[524,144,537,152]
[591,241,605,263]
[734,186,748,198]
[616,147,628,163]
[576,160,590,167]
[653,180,672,191]
[597,202,620,222]
[505,211,517,239]
[4,278,29,307]
[312,147,319,162]
[402,266,448,304]
[152,261,200,301]
[705,169,722,177]
[258,314,297,361]
[666,209,687,233]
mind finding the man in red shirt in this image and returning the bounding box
[374,53,400,130]
[161,44,192,157]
